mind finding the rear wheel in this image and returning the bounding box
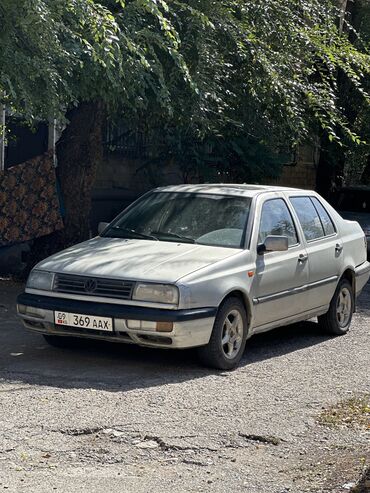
[197,297,248,370]
[43,334,77,348]
[318,279,354,335]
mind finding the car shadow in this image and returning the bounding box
[0,318,332,392]
[1,280,368,394]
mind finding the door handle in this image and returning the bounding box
[298,254,308,263]
[335,243,343,254]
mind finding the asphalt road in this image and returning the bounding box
[0,280,369,493]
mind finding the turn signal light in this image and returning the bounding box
[156,322,173,332]
[17,304,45,319]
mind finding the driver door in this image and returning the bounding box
[252,197,309,329]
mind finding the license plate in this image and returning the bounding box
[54,311,113,332]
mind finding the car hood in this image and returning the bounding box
[36,237,241,283]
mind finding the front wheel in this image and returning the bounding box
[197,297,248,370]
[318,279,354,335]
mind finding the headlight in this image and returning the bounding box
[26,270,55,291]
[133,283,179,304]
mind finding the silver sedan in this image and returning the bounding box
[17,184,370,370]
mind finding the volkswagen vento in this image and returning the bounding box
[17,185,370,370]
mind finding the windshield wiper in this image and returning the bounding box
[151,230,196,244]
[105,226,158,241]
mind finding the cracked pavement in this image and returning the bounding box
[0,279,369,492]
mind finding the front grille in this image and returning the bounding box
[53,274,135,300]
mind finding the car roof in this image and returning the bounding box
[154,183,305,198]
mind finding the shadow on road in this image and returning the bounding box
[0,280,369,393]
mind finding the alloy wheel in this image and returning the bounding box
[336,287,352,327]
[221,309,244,359]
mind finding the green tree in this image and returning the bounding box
[341,0,370,186]
[110,0,370,187]
[315,0,370,195]
[1,0,195,246]
[0,0,369,254]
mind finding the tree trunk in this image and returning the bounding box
[315,0,350,198]
[316,136,345,202]
[56,101,105,246]
[24,101,104,275]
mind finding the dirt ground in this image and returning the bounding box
[0,279,369,493]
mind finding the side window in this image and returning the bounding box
[290,197,325,241]
[311,197,336,236]
[258,199,298,247]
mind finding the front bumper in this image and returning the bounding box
[17,293,216,349]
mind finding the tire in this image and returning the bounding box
[43,334,77,349]
[197,297,248,370]
[318,278,354,335]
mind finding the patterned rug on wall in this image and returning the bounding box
[0,151,64,246]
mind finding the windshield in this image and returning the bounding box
[103,192,252,248]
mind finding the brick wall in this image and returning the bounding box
[266,145,318,190]
[95,144,319,192]
[95,154,183,193]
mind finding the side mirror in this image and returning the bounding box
[98,222,109,235]
[257,235,289,255]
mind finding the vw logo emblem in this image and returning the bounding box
[84,279,97,293]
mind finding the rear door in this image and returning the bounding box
[289,195,343,311]
[252,195,310,329]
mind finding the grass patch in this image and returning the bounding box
[318,394,370,430]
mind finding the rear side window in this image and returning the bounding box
[258,198,298,246]
[290,197,325,241]
[311,197,336,236]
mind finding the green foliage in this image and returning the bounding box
[174,0,369,143]
[340,0,370,184]
[109,0,370,181]
[0,0,369,181]
[0,0,120,118]
[0,0,192,119]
